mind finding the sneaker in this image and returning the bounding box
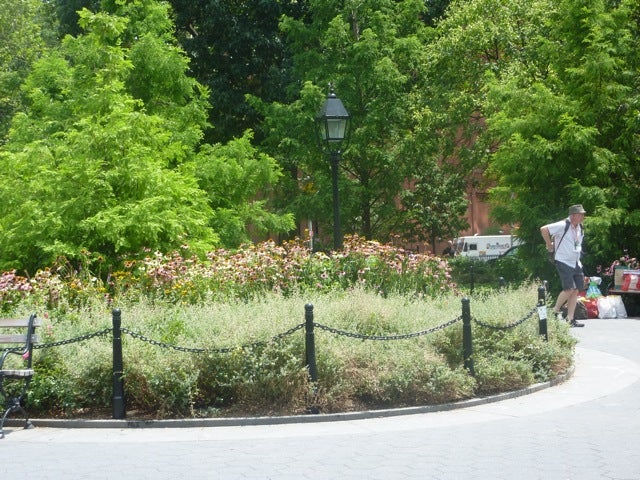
[555,311,565,321]
[570,319,585,327]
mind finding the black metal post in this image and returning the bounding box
[462,298,475,376]
[538,285,548,341]
[112,308,126,419]
[499,276,506,289]
[304,304,319,414]
[305,304,318,383]
[330,151,342,250]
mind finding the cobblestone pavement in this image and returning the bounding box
[2,318,640,480]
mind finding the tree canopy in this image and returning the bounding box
[0,0,55,141]
[251,0,468,251]
[0,1,292,272]
[483,0,640,271]
[1,0,638,273]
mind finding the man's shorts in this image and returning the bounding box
[556,261,585,291]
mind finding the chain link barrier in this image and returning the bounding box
[472,306,538,331]
[23,284,545,360]
[26,287,544,354]
[120,323,306,354]
[27,316,462,355]
[314,316,463,341]
[12,288,549,419]
[33,327,112,350]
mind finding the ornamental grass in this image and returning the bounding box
[0,236,574,419]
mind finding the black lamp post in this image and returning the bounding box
[316,86,350,250]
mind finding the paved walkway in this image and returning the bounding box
[2,318,640,480]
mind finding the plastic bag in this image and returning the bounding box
[586,283,602,298]
[597,296,617,319]
[609,295,627,319]
[583,298,599,318]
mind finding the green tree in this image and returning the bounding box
[424,0,554,176]
[483,0,640,272]
[400,160,468,251]
[51,0,304,145]
[52,0,452,146]
[423,0,452,25]
[52,0,101,37]
[254,0,466,247]
[0,2,292,272]
[165,0,306,144]
[195,130,294,247]
[0,0,55,142]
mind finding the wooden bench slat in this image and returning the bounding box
[0,334,40,344]
[0,318,42,328]
[0,369,34,378]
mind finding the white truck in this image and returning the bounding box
[454,235,521,260]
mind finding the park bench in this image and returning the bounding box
[0,314,40,438]
[606,270,640,317]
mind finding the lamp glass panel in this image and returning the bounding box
[326,118,346,142]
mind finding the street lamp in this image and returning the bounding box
[316,85,350,250]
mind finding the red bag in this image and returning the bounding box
[622,273,631,291]
[622,272,640,291]
[583,298,599,319]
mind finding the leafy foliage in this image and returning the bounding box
[400,160,469,249]
[194,130,293,247]
[166,0,307,144]
[483,0,640,274]
[0,0,53,141]
[448,254,532,292]
[0,242,572,419]
[254,0,469,247]
[0,3,292,273]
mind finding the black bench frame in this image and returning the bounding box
[0,314,40,438]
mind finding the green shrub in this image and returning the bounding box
[2,240,573,419]
[25,357,72,414]
[26,338,114,417]
[474,356,534,394]
[125,360,200,418]
[190,341,310,416]
[429,286,576,396]
[448,255,531,291]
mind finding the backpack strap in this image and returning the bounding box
[554,220,583,259]
[556,220,570,248]
[553,220,571,260]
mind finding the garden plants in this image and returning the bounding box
[0,237,575,419]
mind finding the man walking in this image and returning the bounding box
[540,205,587,327]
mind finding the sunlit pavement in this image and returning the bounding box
[2,318,640,480]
